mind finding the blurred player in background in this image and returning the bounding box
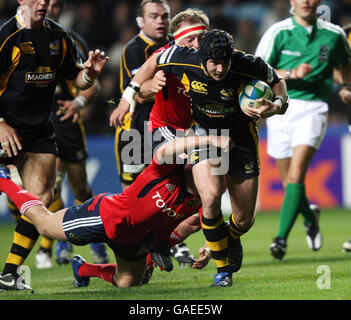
[115,0,196,266]
[337,23,351,253]
[40,0,109,268]
[255,0,351,260]
[0,0,109,291]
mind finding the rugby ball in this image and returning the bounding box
[238,80,273,111]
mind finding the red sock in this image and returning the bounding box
[78,262,117,285]
[169,230,184,248]
[0,177,44,214]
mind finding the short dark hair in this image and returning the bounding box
[137,0,170,18]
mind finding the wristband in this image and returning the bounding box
[0,118,5,123]
[129,81,140,92]
[122,85,138,105]
[82,71,95,85]
[285,69,291,79]
[73,95,87,110]
[273,96,284,110]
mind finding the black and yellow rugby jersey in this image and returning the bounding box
[156,45,280,130]
[51,28,89,124]
[120,32,173,128]
[0,14,82,130]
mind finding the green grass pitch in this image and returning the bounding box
[0,209,350,300]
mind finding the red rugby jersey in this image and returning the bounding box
[148,42,193,131]
[99,158,201,244]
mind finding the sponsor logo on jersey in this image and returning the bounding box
[25,67,56,86]
[152,191,177,218]
[189,150,199,165]
[244,161,254,174]
[195,103,235,117]
[20,42,35,55]
[281,50,301,57]
[165,183,176,194]
[49,40,60,55]
[191,81,208,94]
[319,45,329,62]
[220,88,234,101]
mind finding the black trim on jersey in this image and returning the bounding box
[137,177,168,198]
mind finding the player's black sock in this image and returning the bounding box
[2,216,39,276]
[201,212,231,274]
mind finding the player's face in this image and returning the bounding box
[290,0,321,20]
[141,2,170,42]
[205,58,231,81]
[177,20,206,49]
[18,0,49,27]
[47,0,63,22]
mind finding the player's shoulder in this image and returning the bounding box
[157,44,197,65]
[232,49,263,65]
[0,16,19,44]
[316,18,347,38]
[263,17,295,36]
[44,18,75,39]
[124,33,150,51]
[68,28,89,57]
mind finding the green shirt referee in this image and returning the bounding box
[255,0,351,260]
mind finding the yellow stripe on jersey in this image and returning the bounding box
[0,27,24,52]
[0,46,20,96]
[115,113,132,175]
[158,62,202,69]
[66,79,77,97]
[120,46,132,93]
[138,33,156,61]
[59,38,67,69]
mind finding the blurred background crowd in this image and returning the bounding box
[1,0,351,135]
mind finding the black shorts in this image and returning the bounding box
[0,124,58,160]
[62,193,149,261]
[53,117,88,163]
[115,106,152,185]
[189,124,260,179]
[150,126,187,154]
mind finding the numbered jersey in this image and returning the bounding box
[156,45,280,130]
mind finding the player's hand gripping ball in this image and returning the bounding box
[239,80,273,111]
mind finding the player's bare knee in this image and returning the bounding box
[115,274,143,288]
[233,215,254,232]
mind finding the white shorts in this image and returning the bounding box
[266,99,328,159]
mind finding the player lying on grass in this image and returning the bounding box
[0,134,233,288]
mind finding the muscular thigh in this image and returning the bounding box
[15,152,56,205]
[63,160,88,188]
